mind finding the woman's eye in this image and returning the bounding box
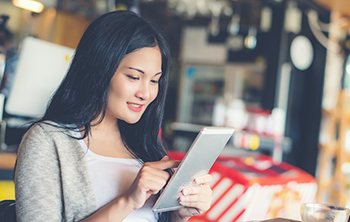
[127,75,139,80]
[151,80,159,84]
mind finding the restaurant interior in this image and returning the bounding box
[1,0,350,221]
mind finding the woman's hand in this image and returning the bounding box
[122,156,179,211]
[172,174,213,222]
[81,156,179,222]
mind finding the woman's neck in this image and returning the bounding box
[90,113,119,132]
[83,116,133,159]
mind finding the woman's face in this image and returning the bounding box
[106,46,162,124]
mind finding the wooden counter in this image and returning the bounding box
[0,153,16,170]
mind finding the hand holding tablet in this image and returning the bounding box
[152,127,235,213]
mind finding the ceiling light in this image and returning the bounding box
[13,0,44,13]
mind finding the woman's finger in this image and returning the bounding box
[136,167,173,194]
[140,165,170,180]
[144,158,180,170]
[179,189,212,209]
[179,198,211,213]
[138,174,167,192]
[182,184,212,196]
[179,191,212,203]
[194,174,212,185]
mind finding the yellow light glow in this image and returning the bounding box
[13,0,44,13]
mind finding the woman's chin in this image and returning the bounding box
[122,117,142,125]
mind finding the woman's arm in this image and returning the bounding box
[15,125,65,221]
[80,195,134,222]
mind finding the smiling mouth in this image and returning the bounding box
[127,103,143,112]
[128,103,141,108]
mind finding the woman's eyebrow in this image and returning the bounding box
[128,67,162,76]
[128,67,144,74]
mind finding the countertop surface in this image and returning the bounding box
[0,153,16,170]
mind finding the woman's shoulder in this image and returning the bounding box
[25,120,75,140]
[18,120,81,157]
[29,120,72,132]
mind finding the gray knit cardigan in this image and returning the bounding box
[15,122,97,221]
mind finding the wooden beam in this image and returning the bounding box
[313,0,350,30]
[314,0,350,17]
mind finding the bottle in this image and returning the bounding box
[212,97,226,127]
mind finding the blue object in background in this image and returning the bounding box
[185,66,197,79]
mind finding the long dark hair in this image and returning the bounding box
[40,10,170,159]
[37,9,172,221]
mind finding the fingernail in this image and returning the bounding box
[183,189,188,195]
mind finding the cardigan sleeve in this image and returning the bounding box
[15,124,64,221]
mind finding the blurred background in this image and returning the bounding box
[2,0,350,221]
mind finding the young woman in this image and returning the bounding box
[14,10,212,222]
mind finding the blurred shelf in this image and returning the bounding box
[170,122,292,154]
[192,95,219,101]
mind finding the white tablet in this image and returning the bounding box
[152,127,235,213]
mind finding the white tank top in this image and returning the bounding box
[77,132,158,222]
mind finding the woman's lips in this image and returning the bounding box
[127,102,143,112]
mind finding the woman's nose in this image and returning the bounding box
[135,82,150,101]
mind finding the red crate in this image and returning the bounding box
[168,151,317,222]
